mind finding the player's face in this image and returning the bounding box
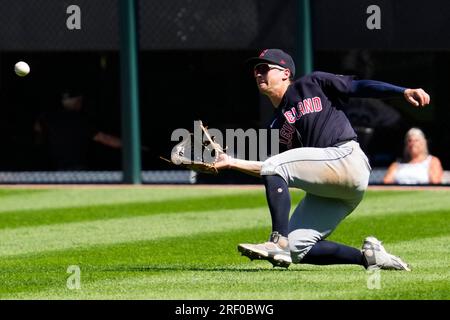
[254,64,287,93]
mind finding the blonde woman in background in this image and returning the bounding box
[384,128,443,184]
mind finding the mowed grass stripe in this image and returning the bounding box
[0,197,448,258]
[2,230,448,300]
[1,190,449,230]
[2,221,447,273]
[0,187,260,213]
[355,190,450,216]
[0,192,273,230]
[0,189,50,197]
[0,204,447,262]
[0,207,269,257]
[0,227,266,298]
[330,208,450,246]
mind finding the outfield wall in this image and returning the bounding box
[1,0,449,51]
[0,169,449,185]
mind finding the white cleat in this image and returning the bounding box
[238,232,292,268]
[362,236,411,271]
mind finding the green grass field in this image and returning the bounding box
[0,186,448,300]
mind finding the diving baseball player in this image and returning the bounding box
[215,49,430,270]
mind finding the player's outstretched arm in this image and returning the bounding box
[349,80,430,107]
[214,153,263,177]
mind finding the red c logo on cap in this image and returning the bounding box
[280,59,286,65]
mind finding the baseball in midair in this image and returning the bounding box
[14,61,30,77]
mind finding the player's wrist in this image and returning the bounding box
[227,156,236,169]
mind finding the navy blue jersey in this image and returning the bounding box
[269,71,357,151]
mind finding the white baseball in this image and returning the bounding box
[14,61,30,77]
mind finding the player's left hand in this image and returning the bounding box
[404,88,430,107]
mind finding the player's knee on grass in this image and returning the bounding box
[288,229,322,263]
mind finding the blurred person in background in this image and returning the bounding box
[34,89,121,170]
[383,127,443,184]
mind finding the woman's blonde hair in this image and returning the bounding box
[403,127,429,162]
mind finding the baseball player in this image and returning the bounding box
[215,49,430,270]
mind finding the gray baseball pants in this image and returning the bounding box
[260,140,371,263]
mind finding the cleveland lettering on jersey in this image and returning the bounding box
[279,122,296,149]
[269,71,358,149]
[283,96,323,123]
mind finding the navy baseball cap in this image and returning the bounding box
[247,49,296,78]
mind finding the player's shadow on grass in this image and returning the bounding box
[110,265,309,273]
